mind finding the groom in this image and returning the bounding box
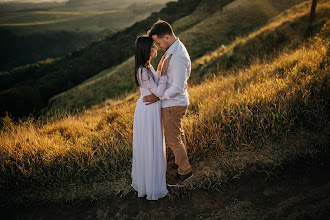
[143,20,193,186]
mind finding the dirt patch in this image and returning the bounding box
[2,158,329,220]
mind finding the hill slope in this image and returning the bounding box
[49,0,326,112]
[0,0,201,118]
[0,0,172,72]
[0,0,329,209]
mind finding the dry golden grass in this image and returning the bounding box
[0,21,328,206]
[0,1,329,206]
[190,0,330,83]
[178,0,305,60]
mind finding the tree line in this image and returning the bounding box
[0,29,100,72]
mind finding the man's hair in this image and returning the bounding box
[147,20,174,38]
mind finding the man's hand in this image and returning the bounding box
[143,93,158,105]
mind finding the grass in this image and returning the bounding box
[48,57,136,111]
[47,0,330,112]
[0,14,329,207]
[190,5,330,87]
[176,0,304,60]
[0,10,126,26]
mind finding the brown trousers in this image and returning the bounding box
[162,106,192,175]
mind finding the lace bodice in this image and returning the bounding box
[137,65,167,98]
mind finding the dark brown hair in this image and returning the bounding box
[134,36,154,87]
[147,20,174,38]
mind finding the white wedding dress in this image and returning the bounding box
[131,65,169,200]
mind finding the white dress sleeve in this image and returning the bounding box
[139,67,167,97]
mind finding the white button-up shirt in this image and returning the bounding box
[159,38,191,108]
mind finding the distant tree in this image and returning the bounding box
[0,86,43,118]
[310,0,317,22]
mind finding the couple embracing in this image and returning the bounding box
[131,20,193,200]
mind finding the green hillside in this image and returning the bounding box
[49,0,327,112]
[0,0,201,118]
[0,0,172,72]
[0,0,172,34]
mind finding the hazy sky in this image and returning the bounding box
[1,0,68,2]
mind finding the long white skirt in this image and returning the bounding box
[131,98,168,200]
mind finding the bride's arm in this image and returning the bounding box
[140,67,167,98]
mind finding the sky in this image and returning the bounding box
[0,0,68,2]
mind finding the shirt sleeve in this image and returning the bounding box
[139,67,167,97]
[159,56,190,100]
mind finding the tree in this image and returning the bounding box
[310,0,317,22]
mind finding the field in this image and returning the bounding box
[0,10,129,32]
[0,0,329,218]
[0,0,172,34]
[0,6,170,34]
[0,0,172,71]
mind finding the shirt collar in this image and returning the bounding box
[165,37,180,55]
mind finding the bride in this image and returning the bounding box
[131,35,170,200]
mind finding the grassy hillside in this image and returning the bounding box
[49,0,329,112]
[177,0,304,59]
[0,1,67,12]
[0,1,329,207]
[0,0,201,118]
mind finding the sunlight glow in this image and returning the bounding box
[0,10,126,26]
[255,0,279,19]
[33,10,125,15]
[0,19,69,26]
[1,0,68,3]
